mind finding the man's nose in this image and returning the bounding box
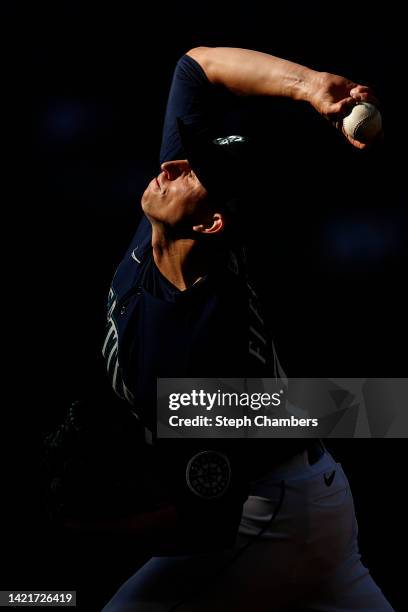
[160,161,184,180]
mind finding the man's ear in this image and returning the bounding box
[192,212,225,235]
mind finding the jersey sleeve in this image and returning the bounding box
[159,54,229,164]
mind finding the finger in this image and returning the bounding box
[337,96,356,115]
[328,97,356,127]
[350,85,380,107]
[350,85,371,96]
[342,130,368,150]
[351,92,380,106]
[341,124,384,150]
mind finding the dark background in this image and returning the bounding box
[7,1,406,609]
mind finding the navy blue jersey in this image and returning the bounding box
[102,218,273,427]
[102,56,275,429]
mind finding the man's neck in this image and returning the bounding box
[151,224,213,291]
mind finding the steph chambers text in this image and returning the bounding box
[168,415,319,428]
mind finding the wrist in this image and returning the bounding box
[289,66,321,103]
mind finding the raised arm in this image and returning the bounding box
[187,46,380,149]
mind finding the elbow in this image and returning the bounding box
[186,46,211,66]
[186,46,211,58]
[186,46,215,80]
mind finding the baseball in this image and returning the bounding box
[342,102,382,144]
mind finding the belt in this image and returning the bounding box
[307,439,325,465]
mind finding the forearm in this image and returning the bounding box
[187,46,319,102]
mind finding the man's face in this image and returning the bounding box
[141,159,210,229]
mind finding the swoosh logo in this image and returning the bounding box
[324,470,336,487]
[131,246,141,263]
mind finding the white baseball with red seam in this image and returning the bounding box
[342,102,382,144]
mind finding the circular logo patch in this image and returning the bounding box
[186,451,231,499]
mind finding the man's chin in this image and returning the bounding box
[141,192,152,214]
[141,198,159,224]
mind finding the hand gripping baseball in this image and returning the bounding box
[309,72,382,149]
